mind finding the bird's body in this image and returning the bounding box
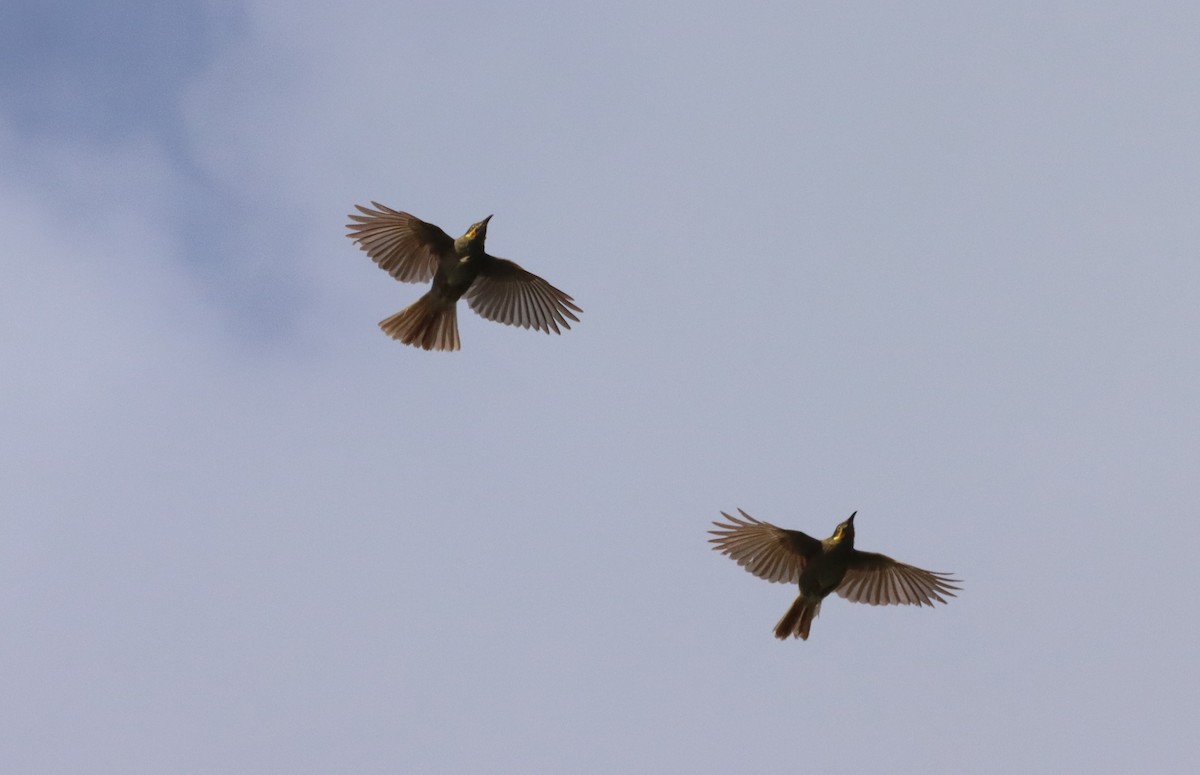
[346,202,581,351]
[710,510,960,640]
[776,526,855,639]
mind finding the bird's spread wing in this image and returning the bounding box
[465,258,582,334]
[346,202,454,283]
[708,509,823,584]
[836,551,960,606]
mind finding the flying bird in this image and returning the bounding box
[710,510,960,640]
[346,202,581,351]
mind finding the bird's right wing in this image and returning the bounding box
[708,509,822,584]
[465,258,582,334]
[346,202,454,283]
[836,551,961,606]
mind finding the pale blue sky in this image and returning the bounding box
[3,2,1198,773]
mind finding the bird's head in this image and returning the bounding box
[831,511,857,544]
[457,215,492,253]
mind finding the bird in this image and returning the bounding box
[709,509,960,640]
[346,202,582,351]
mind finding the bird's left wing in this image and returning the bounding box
[837,551,961,606]
[465,258,582,334]
[345,202,453,283]
[708,509,822,584]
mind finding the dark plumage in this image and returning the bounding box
[346,202,581,351]
[710,510,960,640]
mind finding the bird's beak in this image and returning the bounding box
[847,511,857,523]
[481,214,493,225]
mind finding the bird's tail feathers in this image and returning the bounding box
[775,597,821,641]
[379,293,460,351]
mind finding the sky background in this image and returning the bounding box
[2,2,1198,773]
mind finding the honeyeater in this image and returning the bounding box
[710,510,960,640]
[346,202,581,351]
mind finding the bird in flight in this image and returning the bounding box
[346,202,581,351]
[710,509,960,640]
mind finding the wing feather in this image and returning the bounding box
[709,509,823,585]
[346,202,453,283]
[836,550,960,606]
[466,257,582,334]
